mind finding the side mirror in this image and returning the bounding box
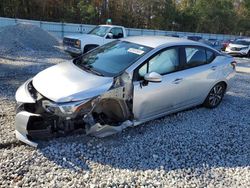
[106,33,113,39]
[144,72,162,82]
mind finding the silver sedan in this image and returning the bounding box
[15,36,236,147]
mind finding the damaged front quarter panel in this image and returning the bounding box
[83,72,134,137]
[14,72,135,147]
[15,79,36,103]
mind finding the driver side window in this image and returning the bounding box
[110,27,124,39]
[138,48,180,78]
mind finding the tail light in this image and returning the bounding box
[231,61,237,70]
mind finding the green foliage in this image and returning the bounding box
[0,0,249,35]
[192,0,237,33]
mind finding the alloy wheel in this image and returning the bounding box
[208,84,224,107]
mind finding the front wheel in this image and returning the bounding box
[203,83,226,108]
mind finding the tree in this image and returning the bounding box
[0,0,249,35]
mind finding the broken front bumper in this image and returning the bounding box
[15,109,55,147]
[15,111,40,147]
[64,45,82,56]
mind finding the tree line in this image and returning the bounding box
[0,0,249,35]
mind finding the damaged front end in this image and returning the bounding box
[15,73,134,147]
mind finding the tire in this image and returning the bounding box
[203,83,226,108]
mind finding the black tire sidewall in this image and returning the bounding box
[204,83,226,108]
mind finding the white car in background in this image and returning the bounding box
[63,25,127,57]
[225,38,250,57]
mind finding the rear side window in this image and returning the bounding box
[184,47,216,69]
[206,50,216,63]
[185,47,207,68]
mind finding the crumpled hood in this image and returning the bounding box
[32,62,113,103]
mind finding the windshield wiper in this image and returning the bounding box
[82,64,104,76]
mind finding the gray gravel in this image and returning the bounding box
[0,52,250,187]
[0,23,60,57]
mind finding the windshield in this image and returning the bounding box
[232,40,250,46]
[88,26,111,37]
[74,41,152,77]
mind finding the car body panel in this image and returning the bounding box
[132,56,226,121]
[133,72,187,120]
[15,78,36,103]
[32,62,113,103]
[15,36,236,147]
[15,111,39,147]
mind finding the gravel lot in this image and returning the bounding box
[0,51,249,187]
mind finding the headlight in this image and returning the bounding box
[75,40,81,47]
[42,100,89,116]
[59,103,80,115]
[42,100,60,114]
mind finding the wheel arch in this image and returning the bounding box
[202,80,228,103]
[216,81,227,90]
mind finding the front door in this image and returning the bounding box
[132,47,187,121]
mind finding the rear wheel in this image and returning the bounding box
[203,83,226,108]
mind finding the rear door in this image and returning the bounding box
[177,46,219,104]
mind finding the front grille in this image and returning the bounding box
[63,38,80,49]
[231,47,241,51]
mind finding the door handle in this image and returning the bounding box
[211,66,217,70]
[172,78,183,84]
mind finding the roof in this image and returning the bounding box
[99,24,125,28]
[121,36,200,48]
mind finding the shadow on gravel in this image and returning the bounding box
[0,141,25,149]
[0,59,55,76]
[0,49,71,63]
[0,63,48,99]
[38,95,250,172]
[0,52,70,98]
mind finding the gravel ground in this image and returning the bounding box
[0,53,250,187]
[0,24,60,56]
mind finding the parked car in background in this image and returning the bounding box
[63,24,127,57]
[171,34,180,38]
[199,39,224,51]
[15,36,236,147]
[221,39,234,51]
[225,38,250,57]
[185,36,202,41]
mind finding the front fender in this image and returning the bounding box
[15,78,36,103]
